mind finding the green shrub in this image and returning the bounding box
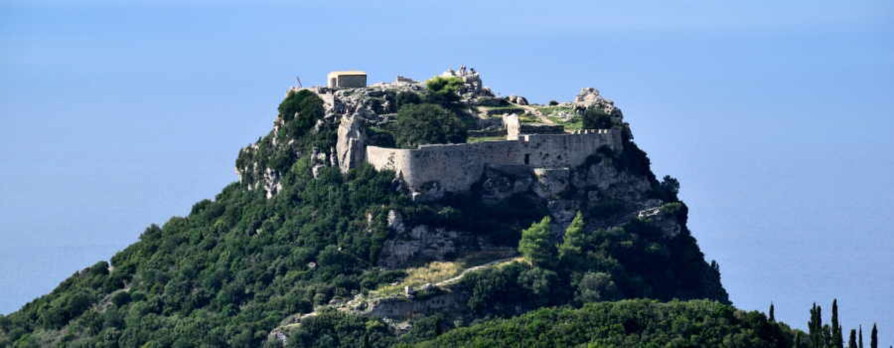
[425,76,463,105]
[575,271,621,303]
[394,91,422,110]
[110,291,131,307]
[278,89,324,138]
[517,267,558,307]
[582,107,614,129]
[394,104,468,148]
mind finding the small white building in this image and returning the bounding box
[327,71,367,88]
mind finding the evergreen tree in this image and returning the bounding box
[558,212,586,262]
[870,324,878,348]
[809,304,824,348]
[849,329,858,348]
[518,217,556,268]
[832,299,843,348]
[769,302,775,322]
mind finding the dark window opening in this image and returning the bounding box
[524,154,530,165]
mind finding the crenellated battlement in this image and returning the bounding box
[570,129,612,134]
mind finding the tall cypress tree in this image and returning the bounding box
[849,329,858,348]
[832,299,843,348]
[809,304,824,348]
[870,324,878,348]
[769,302,775,322]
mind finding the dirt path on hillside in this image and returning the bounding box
[518,105,555,125]
[436,257,521,287]
[477,104,556,125]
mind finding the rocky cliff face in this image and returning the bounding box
[376,139,686,267]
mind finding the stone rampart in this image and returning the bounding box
[366,129,623,199]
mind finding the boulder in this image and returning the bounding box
[507,95,529,105]
[573,87,623,119]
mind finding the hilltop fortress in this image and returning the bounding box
[281,66,627,201]
[226,68,724,338]
[362,130,622,200]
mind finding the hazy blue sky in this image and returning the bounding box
[2,0,892,343]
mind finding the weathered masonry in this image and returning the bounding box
[327,71,367,88]
[365,129,623,199]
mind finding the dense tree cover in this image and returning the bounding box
[393,104,468,148]
[280,299,885,348]
[281,311,457,348]
[413,299,798,348]
[283,310,395,348]
[0,160,416,346]
[448,208,728,320]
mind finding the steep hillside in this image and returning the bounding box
[0,69,729,347]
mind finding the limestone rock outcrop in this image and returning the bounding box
[336,115,366,173]
[378,210,484,268]
[507,95,529,105]
[574,87,623,118]
[440,65,494,99]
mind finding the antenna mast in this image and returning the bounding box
[295,76,303,88]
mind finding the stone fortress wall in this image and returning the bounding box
[321,69,628,199]
[366,129,623,197]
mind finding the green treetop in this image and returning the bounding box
[393,103,467,148]
[558,212,586,258]
[425,76,463,104]
[518,217,556,268]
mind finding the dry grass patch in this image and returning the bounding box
[372,261,463,297]
[370,249,521,298]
